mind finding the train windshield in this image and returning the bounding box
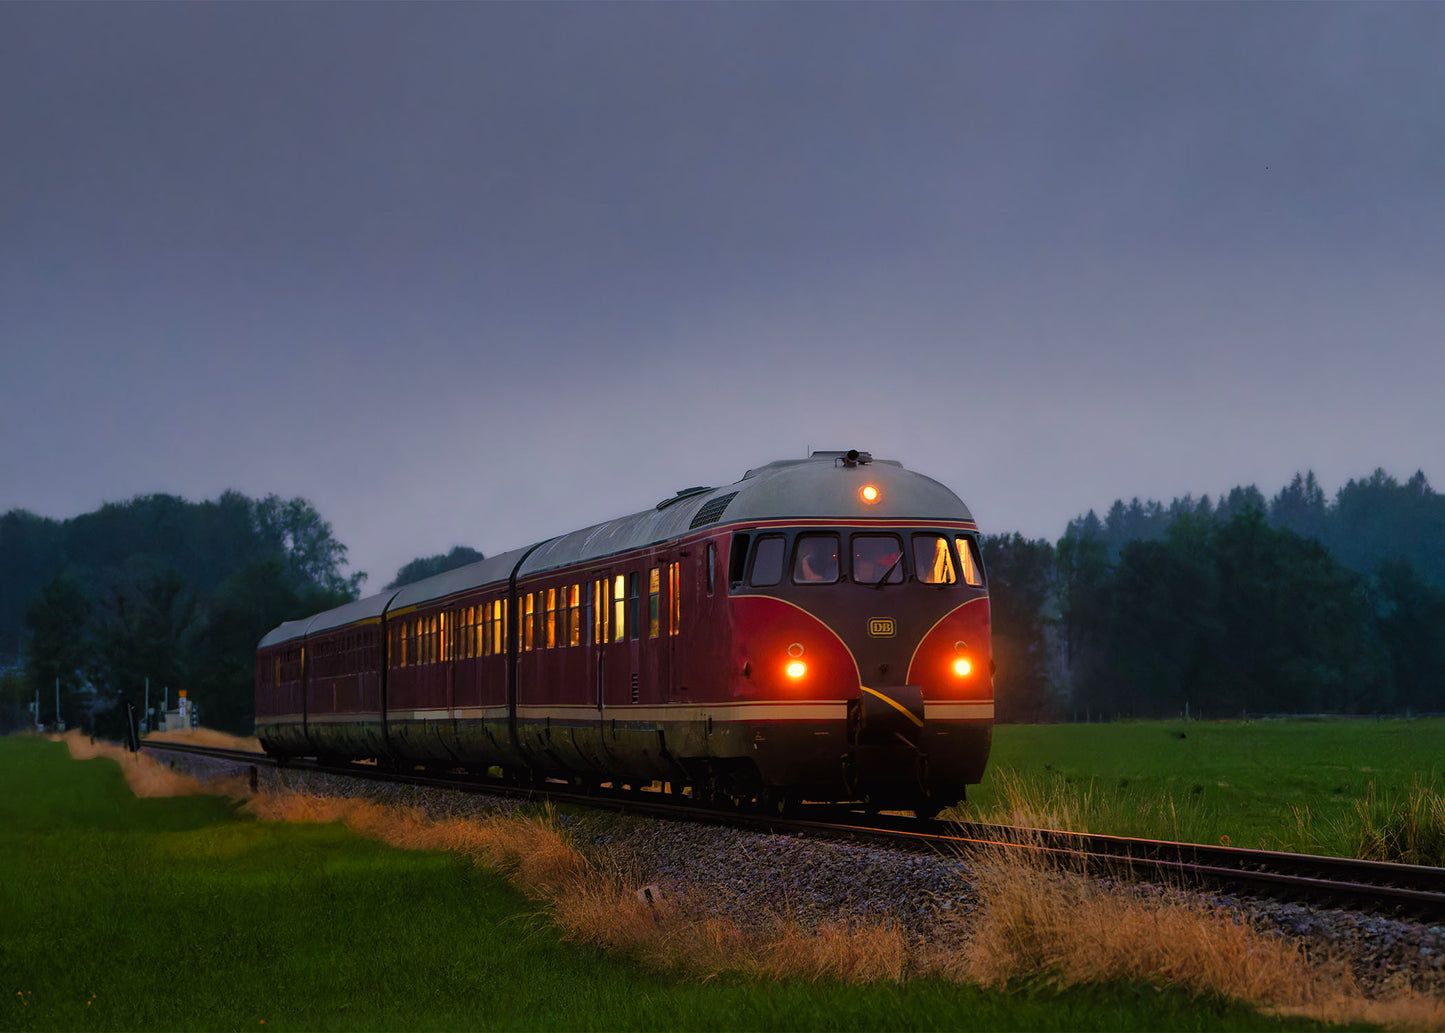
[912,534,956,584]
[852,534,904,585]
[792,534,840,583]
[956,535,985,586]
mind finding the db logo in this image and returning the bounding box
[868,618,895,638]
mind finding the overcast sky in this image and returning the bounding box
[3,2,1443,589]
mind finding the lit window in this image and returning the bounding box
[591,580,600,645]
[913,534,956,585]
[523,594,535,651]
[569,585,582,647]
[956,536,985,587]
[546,588,557,649]
[649,568,661,638]
[613,575,626,641]
[669,562,681,636]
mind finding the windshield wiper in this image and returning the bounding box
[872,553,904,589]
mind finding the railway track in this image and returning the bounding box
[140,738,1445,920]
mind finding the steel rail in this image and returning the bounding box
[138,739,1445,919]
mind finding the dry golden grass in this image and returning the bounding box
[54,739,1445,1029]
[55,731,250,799]
[144,726,263,752]
[951,850,1322,998]
[943,842,1445,1031]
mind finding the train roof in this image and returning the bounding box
[519,451,972,577]
[258,451,974,647]
[387,546,532,612]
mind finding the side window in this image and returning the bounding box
[749,535,785,587]
[706,542,716,596]
[627,572,640,640]
[729,533,751,586]
[793,533,840,584]
[669,561,681,636]
[851,534,905,585]
[613,574,626,641]
[956,535,986,587]
[913,534,957,585]
[648,567,661,638]
[569,585,582,647]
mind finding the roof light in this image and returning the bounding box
[860,485,880,504]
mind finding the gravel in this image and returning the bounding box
[158,750,1445,996]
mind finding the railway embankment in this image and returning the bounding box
[156,740,1445,1008]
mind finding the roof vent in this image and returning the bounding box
[656,486,711,511]
[689,491,738,529]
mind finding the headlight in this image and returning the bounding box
[953,658,972,677]
[786,661,807,679]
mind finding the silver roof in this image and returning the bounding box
[516,452,972,578]
[259,452,973,645]
[387,546,532,611]
[257,616,313,650]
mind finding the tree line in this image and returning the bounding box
[0,491,490,738]
[0,493,364,737]
[984,468,1445,722]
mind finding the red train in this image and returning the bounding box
[255,450,993,815]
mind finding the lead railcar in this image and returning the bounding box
[255,450,993,815]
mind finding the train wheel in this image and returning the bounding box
[757,788,793,816]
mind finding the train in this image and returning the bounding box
[255,450,993,815]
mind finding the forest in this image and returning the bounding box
[2,467,1442,735]
[0,493,364,736]
[0,493,490,737]
[985,469,1445,722]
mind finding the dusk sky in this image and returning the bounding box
[4,3,1443,590]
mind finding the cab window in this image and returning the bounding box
[793,533,840,584]
[913,534,957,584]
[852,534,904,585]
[956,535,986,587]
[749,536,785,587]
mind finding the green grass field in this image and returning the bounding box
[0,736,1342,1032]
[964,718,1445,860]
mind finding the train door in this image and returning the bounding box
[649,560,673,703]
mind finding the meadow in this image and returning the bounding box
[962,718,1445,863]
[0,735,1351,1033]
